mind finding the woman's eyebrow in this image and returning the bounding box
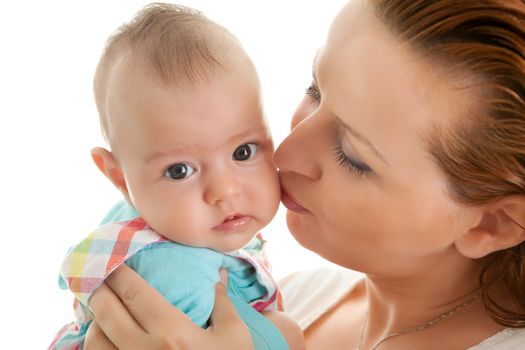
[334,115,391,167]
[312,49,321,81]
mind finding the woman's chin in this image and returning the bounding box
[286,210,316,250]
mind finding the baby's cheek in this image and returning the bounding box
[156,196,207,242]
[253,169,281,223]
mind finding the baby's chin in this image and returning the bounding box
[208,231,261,253]
[156,227,259,253]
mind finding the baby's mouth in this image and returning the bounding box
[212,213,252,232]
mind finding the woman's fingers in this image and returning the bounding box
[84,321,118,350]
[89,266,253,349]
[206,274,254,350]
[89,281,147,348]
[103,264,189,327]
[208,269,238,327]
[104,264,194,333]
[209,282,239,327]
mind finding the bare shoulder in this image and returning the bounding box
[262,310,306,350]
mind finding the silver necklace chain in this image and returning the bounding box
[356,292,480,350]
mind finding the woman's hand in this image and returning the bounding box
[84,321,117,349]
[85,265,253,350]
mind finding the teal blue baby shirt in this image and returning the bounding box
[51,200,288,350]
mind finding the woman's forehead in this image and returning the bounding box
[314,0,480,174]
[326,0,374,46]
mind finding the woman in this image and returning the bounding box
[86,0,525,348]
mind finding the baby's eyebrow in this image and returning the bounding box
[146,126,269,163]
[146,145,196,163]
[229,125,269,143]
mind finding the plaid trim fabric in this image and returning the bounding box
[229,233,283,312]
[60,218,168,308]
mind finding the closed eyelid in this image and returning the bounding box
[334,116,391,167]
[334,142,372,176]
[311,49,389,168]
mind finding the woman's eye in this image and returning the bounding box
[233,143,257,161]
[163,163,195,180]
[333,144,372,177]
[305,85,321,103]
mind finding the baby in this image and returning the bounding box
[49,3,303,350]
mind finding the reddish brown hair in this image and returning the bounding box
[370,0,525,327]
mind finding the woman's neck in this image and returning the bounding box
[359,254,492,349]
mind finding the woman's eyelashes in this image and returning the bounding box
[305,83,371,177]
[305,84,321,103]
[332,143,372,177]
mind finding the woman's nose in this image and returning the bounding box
[203,166,242,205]
[274,115,323,180]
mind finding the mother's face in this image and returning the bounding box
[274,0,478,275]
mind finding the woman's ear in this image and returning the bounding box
[91,147,130,200]
[455,196,525,258]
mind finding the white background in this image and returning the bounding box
[0,1,347,347]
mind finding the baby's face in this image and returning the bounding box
[106,63,280,252]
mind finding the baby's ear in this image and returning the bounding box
[91,147,130,199]
[455,195,525,258]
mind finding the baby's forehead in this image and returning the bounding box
[106,57,265,147]
[104,46,261,133]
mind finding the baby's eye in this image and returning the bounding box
[233,143,257,161]
[163,163,195,180]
